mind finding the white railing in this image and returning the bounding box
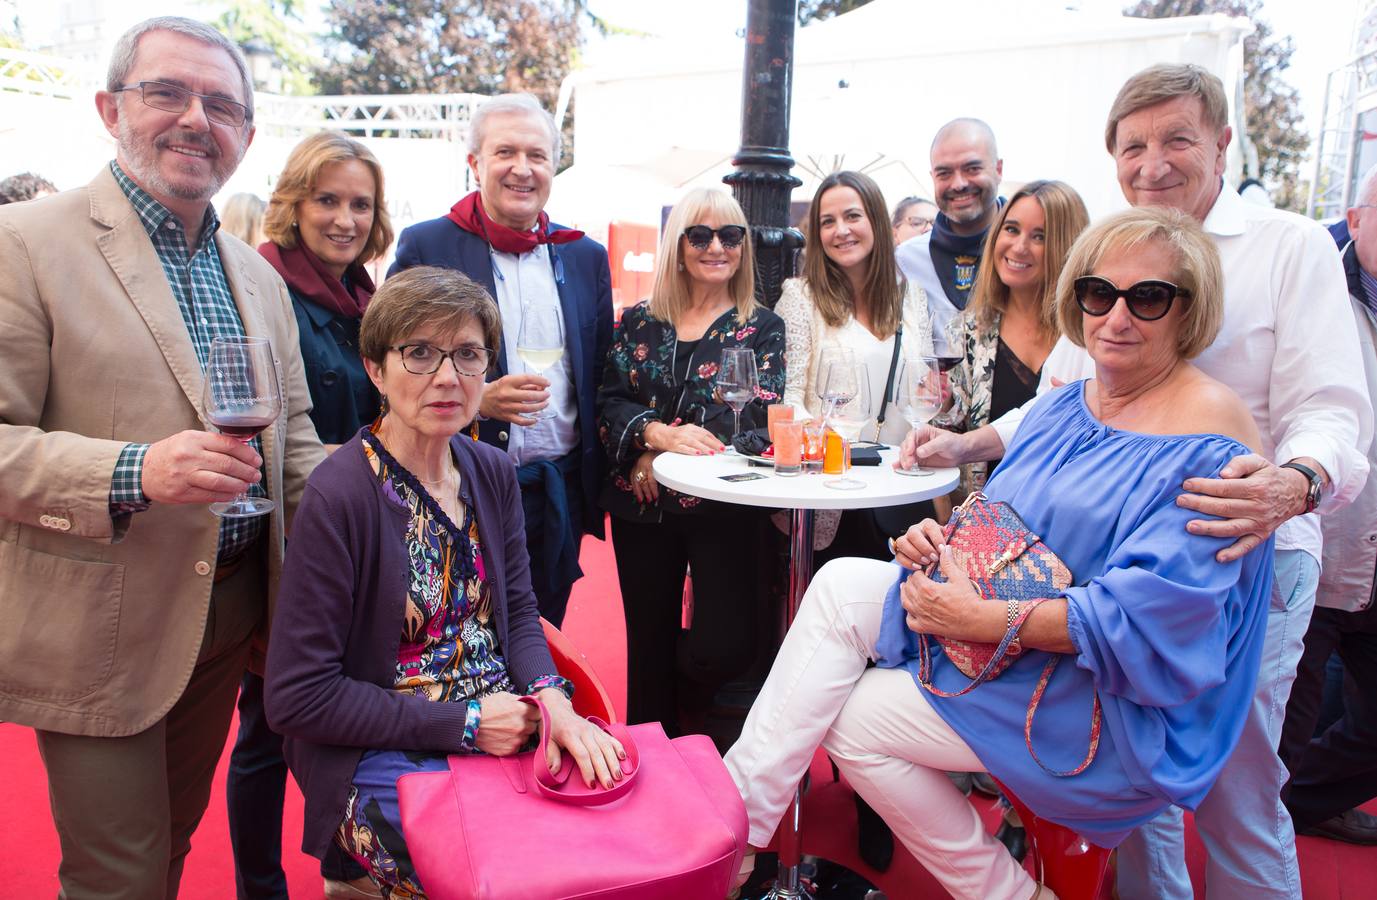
[0,47,98,99]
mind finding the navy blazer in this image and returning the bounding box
[388,217,614,538]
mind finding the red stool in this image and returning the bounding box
[541,617,618,723]
[993,778,1113,900]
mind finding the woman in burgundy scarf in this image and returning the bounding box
[228,130,396,900]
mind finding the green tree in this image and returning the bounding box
[797,0,873,24]
[1125,0,1310,211]
[318,1,580,106]
[206,0,318,95]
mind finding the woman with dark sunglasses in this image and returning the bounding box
[946,180,1089,497]
[728,206,1274,899]
[597,187,785,737]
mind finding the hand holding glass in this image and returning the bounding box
[716,347,759,451]
[516,304,564,420]
[202,336,281,518]
[896,357,944,477]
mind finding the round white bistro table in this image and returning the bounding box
[654,447,958,899]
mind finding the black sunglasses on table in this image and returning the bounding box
[682,225,748,250]
[1073,275,1189,322]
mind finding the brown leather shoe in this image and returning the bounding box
[323,875,384,899]
[1297,808,1377,845]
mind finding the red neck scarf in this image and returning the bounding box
[258,240,375,320]
[445,191,583,254]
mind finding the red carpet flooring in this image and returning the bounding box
[3,529,1374,897]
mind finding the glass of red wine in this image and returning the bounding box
[202,335,282,518]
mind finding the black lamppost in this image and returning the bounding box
[724,0,803,310]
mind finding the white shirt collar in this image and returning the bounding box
[1200,180,1246,238]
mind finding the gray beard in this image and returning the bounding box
[117,117,236,202]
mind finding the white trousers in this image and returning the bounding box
[724,557,1035,900]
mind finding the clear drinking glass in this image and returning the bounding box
[516,303,565,421]
[896,356,945,477]
[716,347,759,452]
[824,362,871,491]
[814,345,857,421]
[202,335,282,518]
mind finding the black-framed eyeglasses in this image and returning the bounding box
[682,224,748,251]
[392,343,494,377]
[1073,275,1188,322]
[114,81,251,127]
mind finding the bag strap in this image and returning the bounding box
[915,597,1045,697]
[873,323,904,440]
[518,695,642,805]
[1024,657,1102,777]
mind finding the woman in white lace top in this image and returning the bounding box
[777,171,934,446]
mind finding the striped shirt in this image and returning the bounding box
[107,161,265,561]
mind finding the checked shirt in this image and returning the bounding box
[107,161,265,562]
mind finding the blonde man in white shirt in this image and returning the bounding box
[901,63,1371,900]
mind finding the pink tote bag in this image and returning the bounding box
[397,695,748,899]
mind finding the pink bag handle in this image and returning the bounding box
[518,694,641,806]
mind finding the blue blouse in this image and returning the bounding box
[875,381,1274,847]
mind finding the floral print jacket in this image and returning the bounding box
[597,300,786,522]
[947,309,1001,493]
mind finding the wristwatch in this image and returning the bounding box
[1280,461,1323,514]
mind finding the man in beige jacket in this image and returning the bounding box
[0,16,324,898]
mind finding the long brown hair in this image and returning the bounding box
[802,171,903,338]
[966,180,1089,342]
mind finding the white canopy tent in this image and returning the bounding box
[550,0,1253,238]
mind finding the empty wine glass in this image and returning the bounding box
[516,303,565,421]
[825,362,871,491]
[202,335,282,518]
[716,347,758,452]
[895,356,945,477]
[814,345,856,422]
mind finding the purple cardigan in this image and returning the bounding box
[264,429,558,858]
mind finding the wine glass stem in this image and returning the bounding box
[732,409,741,444]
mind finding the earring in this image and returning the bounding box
[291,220,298,228]
[677,262,684,272]
[379,394,389,416]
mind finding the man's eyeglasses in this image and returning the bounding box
[682,225,748,251]
[1073,275,1188,322]
[393,343,494,377]
[114,81,251,128]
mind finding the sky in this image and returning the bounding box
[13,0,1363,157]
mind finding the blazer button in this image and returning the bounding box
[194,561,212,576]
[498,430,509,442]
[321,369,339,386]
[39,514,52,527]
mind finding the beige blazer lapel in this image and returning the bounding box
[90,168,205,418]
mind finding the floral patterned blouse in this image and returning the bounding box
[947,309,1041,493]
[597,300,786,522]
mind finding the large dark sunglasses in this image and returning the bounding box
[682,225,748,250]
[1073,275,1189,322]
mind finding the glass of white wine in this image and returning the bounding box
[516,303,565,421]
[895,356,944,477]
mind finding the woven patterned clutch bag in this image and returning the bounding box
[917,491,1072,686]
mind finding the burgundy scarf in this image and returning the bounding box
[258,240,375,319]
[444,190,583,254]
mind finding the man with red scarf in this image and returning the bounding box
[389,93,613,626]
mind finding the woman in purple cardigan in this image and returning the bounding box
[265,266,624,898]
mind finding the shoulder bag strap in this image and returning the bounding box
[873,324,904,441]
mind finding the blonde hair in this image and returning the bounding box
[1105,63,1229,153]
[966,180,1089,341]
[649,188,757,323]
[1056,206,1223,360]
[802,170,904,338]
[359,267,502,367]
[263,131,394,265]
[220,193,265,246]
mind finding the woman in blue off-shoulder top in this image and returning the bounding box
[725,207,1274,900]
